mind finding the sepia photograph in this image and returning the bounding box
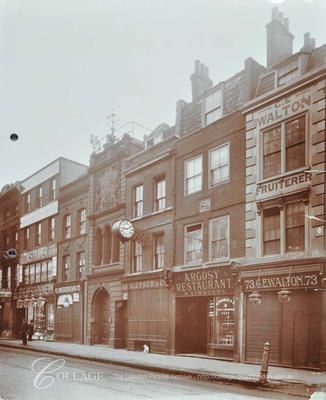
[0,0,325,399]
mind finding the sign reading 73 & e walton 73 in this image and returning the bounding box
[243,271,320,291]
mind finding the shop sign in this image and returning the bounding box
[254,91,311,129]
[17,282,54,296]
[54,284,81,294]
[128,279,165,290]
[243,271,321,291]
[175,266,234,297]
[256,171,312,200]
[20,244,57,264]
[73,293,80,302]
[199,198,211,212]
[0,290,12,297]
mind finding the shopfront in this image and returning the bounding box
[0,289,12,337]
[122,272,171,354]
[15,282,55,340]
[241,263,325,369]
[16,244,57,341]
[174,265,235,360]
[54,283,83,343]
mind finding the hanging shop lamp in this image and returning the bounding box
[24,298,31,308]
[277,289,291,303]
[17,298,24,309]
[248,291,262,305]
[30,295,37,307]
[37,296,46,307]
[63,297,70,308]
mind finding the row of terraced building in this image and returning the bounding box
[0,8,325,370]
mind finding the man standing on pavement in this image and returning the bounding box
[28,319,34,341]
[21,319,28,345]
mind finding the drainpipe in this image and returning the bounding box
[324,79,326,250]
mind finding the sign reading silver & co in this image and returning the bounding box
[128,279,165,290]
[175,266,234,297]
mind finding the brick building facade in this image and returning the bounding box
[240,8,326,370]
[55,173,89,343]
[16,158,87,341]
[86,134,143,347]
[123,129,177,353]
[0,5,324,372]
[0,183,20,337]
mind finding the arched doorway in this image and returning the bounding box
[92,288,110,344]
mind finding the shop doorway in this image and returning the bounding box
[0,303,4,335]
[245,290,321,369]
[115,300,128,348]
[176,297,207,354]
[92,288,110,345]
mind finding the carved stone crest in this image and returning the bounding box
[95,166,120,211]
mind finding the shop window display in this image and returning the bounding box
[208,297,235,347]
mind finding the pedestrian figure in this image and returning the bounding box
[28,320,34,341]
[21,319,29,345]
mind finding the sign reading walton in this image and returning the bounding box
[255,91,311,129]
[175,266,234,297]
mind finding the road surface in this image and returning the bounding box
[0,347,305,400]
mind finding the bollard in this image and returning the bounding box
[259,341,271,384]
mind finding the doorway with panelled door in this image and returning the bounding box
[92,288,110,345]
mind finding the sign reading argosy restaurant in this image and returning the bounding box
[175,266,234,297]
[243,271,321,291]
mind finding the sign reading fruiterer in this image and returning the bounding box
[256,171,312,201]
[175,266,234,297]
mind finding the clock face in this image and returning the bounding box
[119,220,135,239]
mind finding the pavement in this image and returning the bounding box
[0,338,325,399]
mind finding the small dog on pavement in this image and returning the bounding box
[143,344,149,354]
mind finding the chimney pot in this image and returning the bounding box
[278,12,284,24]
[272,7,278,21]
[311,38,316,49]
[195,60,200,74]
[304,32,311,47]
[284,17,289,30]
[190,60,213,102]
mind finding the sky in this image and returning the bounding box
[0,0,325,187]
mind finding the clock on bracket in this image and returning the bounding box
[112,219,135,242]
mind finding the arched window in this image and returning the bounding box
[94,228,103,266]
[111,234,120,263]
[103,226,112,264]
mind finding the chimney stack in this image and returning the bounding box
[266,7,294,67]
[301,32,316,52]
[190,60,213,102]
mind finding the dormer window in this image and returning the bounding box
[278,60,299,86]
[146,133,163,149]
[205,88,222,125]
